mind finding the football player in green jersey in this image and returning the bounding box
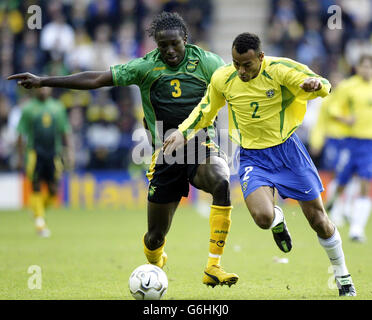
[9,12,238,287]
[16,87,74,237]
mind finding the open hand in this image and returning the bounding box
[163,130,186,156]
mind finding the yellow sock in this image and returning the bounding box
[30,192,45,219]
[30,192,46,230]
[143,235,166,265]
[207,205,232,267]
[44,193,58,208]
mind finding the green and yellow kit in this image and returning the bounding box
[17,97,70,185]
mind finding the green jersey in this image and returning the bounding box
[110,44,225,146]
[17,97,70,158]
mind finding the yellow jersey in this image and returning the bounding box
[327,75,372,139]
[309,91,351,151]
[178,56,331,149]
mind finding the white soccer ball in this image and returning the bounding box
[128,264,168,300]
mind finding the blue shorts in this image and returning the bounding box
[239,133,324,201]
[335,138,372,185]
[321,138,345,171]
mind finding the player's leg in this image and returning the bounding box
[239,143,293,253]
[26,151,48,236]
[244,186,292,253]
[299,197,356,296]
[43,156,63,209]
[191,156,238,287]
[143,200,179,268]
[343,176,360,223]
[328,184,346,226]
[326,144,352,224]
[142,150,186,268]
[349,177,371,242]
[348,141,372,242]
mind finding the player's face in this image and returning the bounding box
[356,58,372,82]
[34,87,52,100]
[232,47,264,82]
[155,29,186,67]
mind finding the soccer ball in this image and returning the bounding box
[128,264,168,300]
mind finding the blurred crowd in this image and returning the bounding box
[268,0,372,77]
[267,0,372,167]
[0,0,213,171]
[2,0,372,172]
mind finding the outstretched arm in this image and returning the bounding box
[7,71,113,90]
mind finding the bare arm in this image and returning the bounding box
[7,71,113,90]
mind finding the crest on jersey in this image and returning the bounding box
[149,184,157,197]
[266,89,275,98]
[186,59,199,72]
[42,113,52,128]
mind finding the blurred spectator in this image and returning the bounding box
[115,22,140,62]
[15,31,43,73]
[68,106,89,170]
[0,94,17,171]
[297,15,326,66]
[86,90,121,169]
[40,1,75,61]
[65,27,93,71]
[90,24,118,70]
[85,0,119,38]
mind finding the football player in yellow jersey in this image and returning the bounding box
[164,33,356,296]
[324,54,372,243]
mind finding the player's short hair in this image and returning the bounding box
[147,11,188,39]
[358,53,372,65]
[232,33,261,55]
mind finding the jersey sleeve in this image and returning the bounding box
[178,73,226,140]
[202,51,225,82]
[16,105,30,136]
[276,59,331,100]
[110,57,147,87]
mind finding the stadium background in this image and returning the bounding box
[0,0,371,210]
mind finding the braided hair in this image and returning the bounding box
[147,11,188,40]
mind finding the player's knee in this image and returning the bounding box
[250,210,273,229]
[309,211,331,234]
[211,178,230,199]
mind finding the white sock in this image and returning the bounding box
[35,217,46,229]
[343,177,360,222]
[318,227,349,277]
[329,196,345,227]
[270,206,284,229]
[349,197,371,238]
[326,179,337,203]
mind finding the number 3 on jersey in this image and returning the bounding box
[243,166,253,181]
[170,79,182,98]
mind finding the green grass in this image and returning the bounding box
[0,204,371,300]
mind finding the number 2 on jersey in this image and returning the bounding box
[170,79,182,98]
[250,102,260,118]
[243,166,253,181]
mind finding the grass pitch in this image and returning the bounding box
[1,203,371,300]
